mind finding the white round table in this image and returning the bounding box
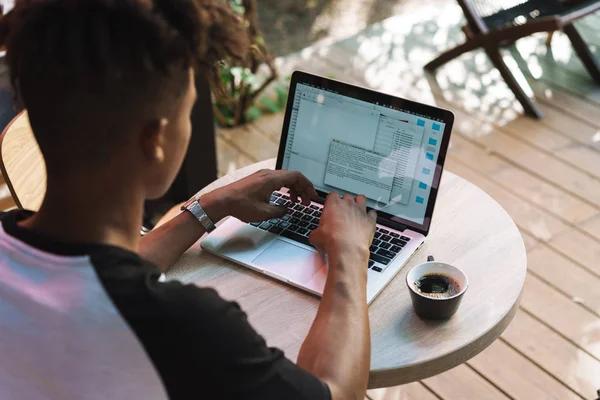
[166,159,527,388]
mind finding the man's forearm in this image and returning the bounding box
[297,249,371,400]
[138,211,206,272]
[138,194,227,272]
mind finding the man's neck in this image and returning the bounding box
[18,178,145,253]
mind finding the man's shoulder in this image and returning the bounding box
[0,209,18,221]
[92,259,262,352]
[134,279,267,355]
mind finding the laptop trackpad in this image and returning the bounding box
[253,240,327,286]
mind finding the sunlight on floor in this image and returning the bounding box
[275,0,597,140]
[310,0,377,41]
[332,2,525,126]
[551,32,575,65]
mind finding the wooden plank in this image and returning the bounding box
[521,230,540,251]
[367,382,440,400]
[430,73,600,181]
[488,112,571,152]
[582,214,600,242]
[547,228,600,277]
[531,79,600,128]
[502,310,600,399]
[449,134,598,224]
[422,364,510,400]
[215,135,255,177]
[445,157,569,242]
[554,143,600,180]
[448,136,510,175]
[251,113,284,145]
[217,124,278,163]
[468,339,583,400]
[520,272,600,360]
[532,96,600,151]
[539,66,600,107]
[491,166,597,224]
[527,245,600,316]
[447,157,600,279]
[430,95,600,209]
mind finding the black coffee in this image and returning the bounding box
[414,273,461,298]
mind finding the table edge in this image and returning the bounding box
[367,279,524,388]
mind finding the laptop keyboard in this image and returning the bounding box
[248,192,412,273]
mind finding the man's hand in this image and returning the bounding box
[309,193,377,260]
[200,169,318,223]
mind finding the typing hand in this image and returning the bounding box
[201,169,318,223]
[309,193,377,258]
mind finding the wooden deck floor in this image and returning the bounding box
[216,2,600,399]
[1,1,599,398]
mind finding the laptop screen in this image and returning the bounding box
[279,76,452,233]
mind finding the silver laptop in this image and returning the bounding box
[201,71,454,304]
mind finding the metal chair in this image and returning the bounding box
[425,0,600,119]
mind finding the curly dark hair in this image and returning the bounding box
[0,0,248,168]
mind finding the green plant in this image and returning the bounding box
[213,0,287,127]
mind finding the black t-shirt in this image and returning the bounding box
[0,210,331,400]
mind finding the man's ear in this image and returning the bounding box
[141,118,168,164]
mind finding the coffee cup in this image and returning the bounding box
[406,256,468,319]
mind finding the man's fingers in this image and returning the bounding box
[299,185,317,205]
[289,189,299,203]
[342,193,354,203]
[308,229,326,254]
[273,171,317,202]
[298,187,311,206]
[368,209,378,222]
[324,192,340,208]
[258,204,287,221]
[355,195,367,210]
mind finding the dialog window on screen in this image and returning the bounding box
[281,83,446,225]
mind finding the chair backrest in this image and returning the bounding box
[0,111,46,211]
[462,0,599,31]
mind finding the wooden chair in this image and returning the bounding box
[425,0,600,119]
[0,111,46,211]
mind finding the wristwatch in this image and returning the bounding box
[181,196,216,233]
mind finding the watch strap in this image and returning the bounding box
[181,197,216,232]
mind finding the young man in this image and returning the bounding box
[0,1,377,399]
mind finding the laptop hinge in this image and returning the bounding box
[379,220,408,233]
